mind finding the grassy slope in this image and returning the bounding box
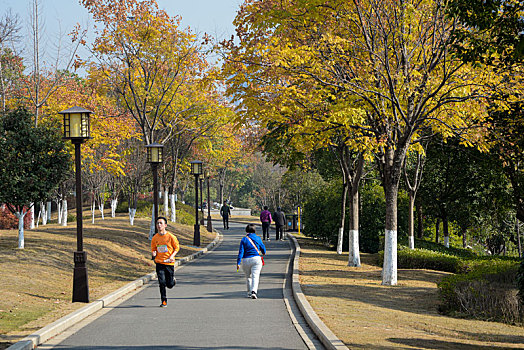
[0,212,215,349]
[297,236,524,349]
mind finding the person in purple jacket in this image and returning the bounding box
[237,224,266,299]
[259,206,272,241]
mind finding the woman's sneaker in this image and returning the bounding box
[251,291,257,299]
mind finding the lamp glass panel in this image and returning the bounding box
[70,113,82,138]
[151,148,159,163]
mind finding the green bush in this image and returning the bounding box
[438,261,521,323]
[378,247,462,272]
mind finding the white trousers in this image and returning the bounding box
[242,256,263,293]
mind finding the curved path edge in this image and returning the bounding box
[7,232,223,350]
[288,233,350,350]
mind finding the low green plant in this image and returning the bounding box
[438,261,521,324]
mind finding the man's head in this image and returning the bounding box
[223,200,228,204]
[263,206,268,210]
[156,216,168,233]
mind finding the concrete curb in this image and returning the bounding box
[7,232,222,350]
[289,234,349,350]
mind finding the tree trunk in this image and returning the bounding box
[416,202,423,239]
[111,198,118,218]
[149,204,156,240]
[516,218,521,259]
[435,218,440,243]
[169,193,176,223]
[16,211,26,249]
[91,201,96,224]
[382,181,399,285]
[61,199,67,226]
[348,189,361,267]
[408,192,415,249]
[129,208,136,225]
[29,203,35,229]
[57,200,62,225]
[164,188,169,217]
[47,201,51,222]
[443,215,449,248]
[337,180,348,255]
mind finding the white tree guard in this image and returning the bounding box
[336,227,344,255]
[169,194,176,223]
[57,200,62,224]
[47,201,51,222]
[164,189,169,217]
[348,230,361,267]
[16,211,26,249]
[61,200,67,226]
[29,204,35,229]
[91,202,96,224]
[408,235,415,250]
[129,208,136,225]
[382,229,397,285]
[444,236,449,248]
[111,199,118,217]
[99,202,105,220]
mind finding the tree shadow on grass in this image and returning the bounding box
[388,337,523,349]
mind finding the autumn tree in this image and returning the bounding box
[224,0,491,285]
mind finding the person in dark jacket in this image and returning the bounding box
[272,207,286,240]
[220,200,231,229]
[237,224,266,299]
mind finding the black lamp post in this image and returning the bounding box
[199,178,205,226]
[146,143,164,225]
[190,160,203,246]
[59,106,92,303]
[205,169,212,232]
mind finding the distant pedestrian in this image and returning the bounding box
[237,224,266,299]
[273,207,286,240]
[220,200,232,229]
[151,216,180,307]
[259,206,272,241]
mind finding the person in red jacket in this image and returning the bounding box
[151,216,180,307]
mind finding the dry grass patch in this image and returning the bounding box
[0,212,215,349]
[297,236,524,349]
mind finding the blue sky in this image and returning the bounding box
[0,0,242,72]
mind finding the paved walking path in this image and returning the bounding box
[39,222,310,349]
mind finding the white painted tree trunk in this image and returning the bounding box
[336,227,344,255]
[46,201,51,222]
[382,229,397,285]
[91,201,96,224]
[57,200,62,224]
[408,235,415,250]
[41,202,47,225]
[348,230,361,267]
[36,210,41,228]
[149,204,156,240]
[170,194,176,223]
[61,200,67,226]
[129,208,136,225]
[16,211,26,249]
[164,189,169,217]
[444,236,449,248]
[29,203,35,229]
[99,202,105,220]
[110,199,118,218]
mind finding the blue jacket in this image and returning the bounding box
[237,233,266,265]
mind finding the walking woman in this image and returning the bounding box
[236,224,266,299]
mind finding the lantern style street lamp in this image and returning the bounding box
[59,106,92,303]
[190,160,203,246]
[146,143,164,225]
[205,169,213,232]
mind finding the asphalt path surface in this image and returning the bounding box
[42,221,308,349]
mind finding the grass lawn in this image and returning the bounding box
[296,236,524,349]
[0,211,215,349]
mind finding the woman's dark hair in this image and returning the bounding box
[246,224,256,233]
[263,206,268,210]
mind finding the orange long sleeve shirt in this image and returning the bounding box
[151,232,180,266]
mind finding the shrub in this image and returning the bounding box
[438,261,521,324]
[0,205,32,229]
[517,259,524,306]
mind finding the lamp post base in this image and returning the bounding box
[72,251,89,303]
[193,224,200,247]
[207,215,213,232]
